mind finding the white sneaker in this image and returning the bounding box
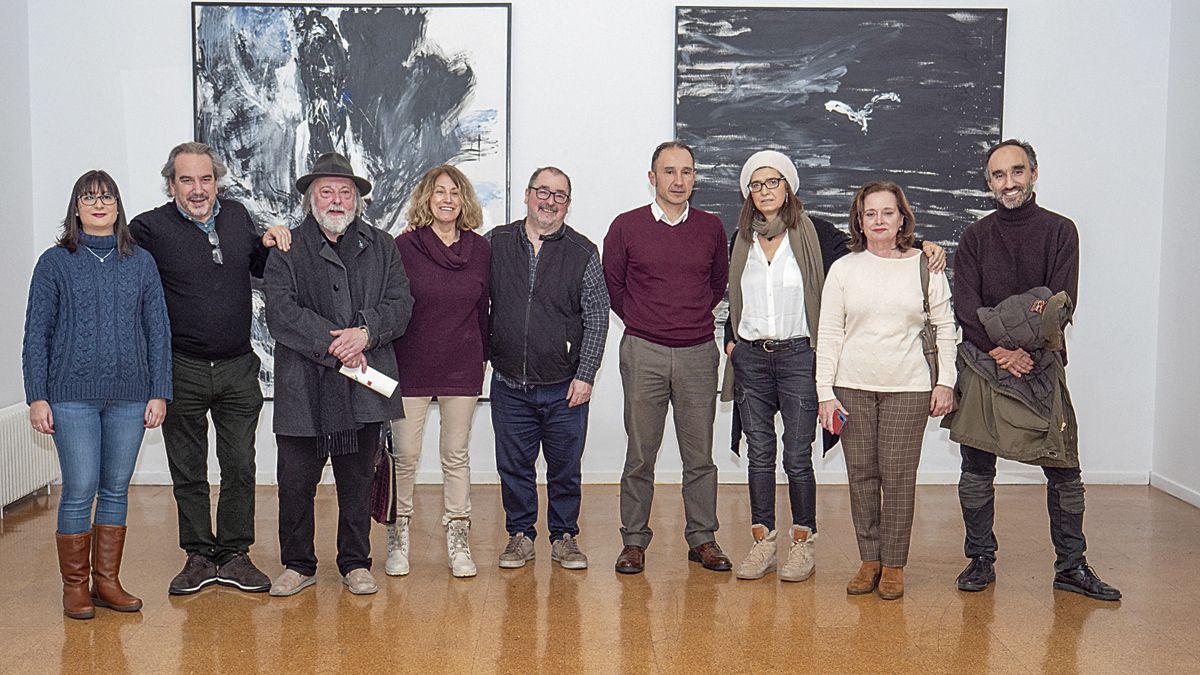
[447,519,477,578]
[385,517,410,577]
[780,526,816,583]
[736,525,777,580]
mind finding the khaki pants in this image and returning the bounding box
[618,335,720,549]
[390,396,478,525]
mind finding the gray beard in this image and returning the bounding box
[315,209,352,234]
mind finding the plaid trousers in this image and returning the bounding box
[835,387,929,567]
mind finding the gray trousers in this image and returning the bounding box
[618,335,720,549]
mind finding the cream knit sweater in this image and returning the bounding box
[815,251,958,401]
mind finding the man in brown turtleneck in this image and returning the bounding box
[950,139,1121,602]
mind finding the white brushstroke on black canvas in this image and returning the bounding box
[193,3,510,397]
[675,7,1005,245]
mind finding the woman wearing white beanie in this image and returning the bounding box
[721,150,944,583]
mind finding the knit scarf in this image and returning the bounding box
[727,212,825,347]
[292,216,364,458]
[414,224,473,271]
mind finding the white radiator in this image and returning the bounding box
[0,403,59,519]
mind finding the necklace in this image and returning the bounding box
[84,246,114,263]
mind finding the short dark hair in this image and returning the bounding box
[847,181,917,253]
[527,166,571,196]
[986,138,1038,171]
[60,170,136,257]
[650,141,694,171]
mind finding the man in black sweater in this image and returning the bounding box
[951,139,1120,601]
[130,142,291,595]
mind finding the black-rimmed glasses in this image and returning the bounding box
[207,229,223,265]
[79,194,117,206]
[747,177,785,193]
[532,187,570,204]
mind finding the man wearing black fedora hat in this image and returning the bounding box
[263,152,413,597]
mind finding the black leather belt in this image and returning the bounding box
[748,337,809,353]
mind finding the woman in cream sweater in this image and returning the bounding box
[815,181,957,600]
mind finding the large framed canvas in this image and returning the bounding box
[675,7,1006,256]
[192,2,511,397]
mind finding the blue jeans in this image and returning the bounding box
[491,374,588,542]
[50,400,147,535]
[730,339,818,533]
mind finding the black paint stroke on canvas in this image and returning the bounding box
[194,4,508,397]
[675,7,1007,260]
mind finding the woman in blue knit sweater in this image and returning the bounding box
[22,170,173,620]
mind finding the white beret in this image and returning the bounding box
[739,150,799,199]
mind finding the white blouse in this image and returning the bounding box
[737,231,810,341]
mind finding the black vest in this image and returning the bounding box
[489,221,595,385]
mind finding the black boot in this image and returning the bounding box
[956,555,996,592]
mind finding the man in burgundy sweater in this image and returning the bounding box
[952,139,1120,601]
[604,141,732,574]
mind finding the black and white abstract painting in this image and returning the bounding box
[193,2,510,397]
[675,7,1006,254]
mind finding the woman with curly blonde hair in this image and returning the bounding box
[386,165,490,578]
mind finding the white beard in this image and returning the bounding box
[315,208,353,234]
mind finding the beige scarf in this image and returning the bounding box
[721,211,825,401]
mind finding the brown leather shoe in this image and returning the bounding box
[55,531,94,620]
[687,541,732,571]
[91,524,142,612]
[878,566,904,600]
[615,545,645,574]
[846,560,882,595]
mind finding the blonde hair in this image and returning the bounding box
[406,165,483,230]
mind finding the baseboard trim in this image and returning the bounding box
[129,469,1151,486]
[1150,472,1200,508]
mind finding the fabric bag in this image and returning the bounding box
[918,252,938,389]
[370,425,398,525]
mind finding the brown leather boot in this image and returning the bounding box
[91,524,142,612]
[878,565,904,600]
[55,531,95,620]
[846,560,882,595]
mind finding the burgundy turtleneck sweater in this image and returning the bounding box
[952,195,1079,363]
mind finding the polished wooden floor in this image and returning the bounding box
[1,483,1197,674]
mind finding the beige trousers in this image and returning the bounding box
[390,396,478,525]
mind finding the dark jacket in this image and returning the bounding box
[488,220,595,386]
[263,216,413,437]
[942,288,1078,467]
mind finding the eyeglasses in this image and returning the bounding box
[532,187,570,204]
[79,193,117,206]
[747,177,785,193]
[207,229,223,265]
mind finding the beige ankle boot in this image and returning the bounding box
[779,526,816,582]
[736,524,777,580]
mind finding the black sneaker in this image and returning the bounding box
[1053,563,1121,601]
[216,552,271,593]
[169,553,218,595]
[956,556,996,592]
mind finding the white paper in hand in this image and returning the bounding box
[338,364,398,398]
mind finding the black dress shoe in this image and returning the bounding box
[956,556,996,592]
[1054,563,1121,601]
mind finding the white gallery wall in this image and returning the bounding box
[1152,0,1200,506]
[3,0,1193,499]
